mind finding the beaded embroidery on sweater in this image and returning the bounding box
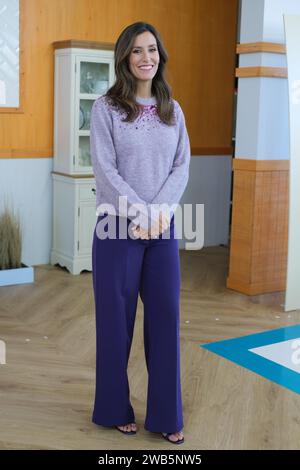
[102,95,176,131]
[90,94,191,230]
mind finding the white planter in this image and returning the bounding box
[0,263,34,287]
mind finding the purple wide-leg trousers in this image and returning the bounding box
[91,213,184,434]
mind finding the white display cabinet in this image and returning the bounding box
[53,40,115,174]
[51,40,115,274]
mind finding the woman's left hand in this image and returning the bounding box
[132,225,151,239]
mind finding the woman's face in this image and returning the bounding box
[128,31,160,83]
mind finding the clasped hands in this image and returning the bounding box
[132,212,171,240]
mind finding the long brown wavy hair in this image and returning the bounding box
[105,22,176,126]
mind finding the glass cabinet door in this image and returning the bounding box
[75,57,113,172]
[80,61,109,95]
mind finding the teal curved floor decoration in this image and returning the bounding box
[202,324,300,395]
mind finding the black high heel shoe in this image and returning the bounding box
[161,431,184,444]
[115,424,137,435]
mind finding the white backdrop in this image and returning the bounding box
[0,0,19,107]
[284,15,300,311]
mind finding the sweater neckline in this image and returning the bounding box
[135,95,157,106]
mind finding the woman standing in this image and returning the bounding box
[90,21,191,445]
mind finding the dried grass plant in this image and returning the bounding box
[0,207,22,270]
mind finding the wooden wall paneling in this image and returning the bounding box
[227,160,289,295]
[0,0,239,159]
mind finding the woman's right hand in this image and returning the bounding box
[148,212,170,238]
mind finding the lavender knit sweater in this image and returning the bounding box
[90,94,191,230]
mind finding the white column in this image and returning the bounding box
[236,0,289,161]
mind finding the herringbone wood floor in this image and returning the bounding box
[1,247,300,450]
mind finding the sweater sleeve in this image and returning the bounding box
[150,100,191,218]
[90,97,160,230]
